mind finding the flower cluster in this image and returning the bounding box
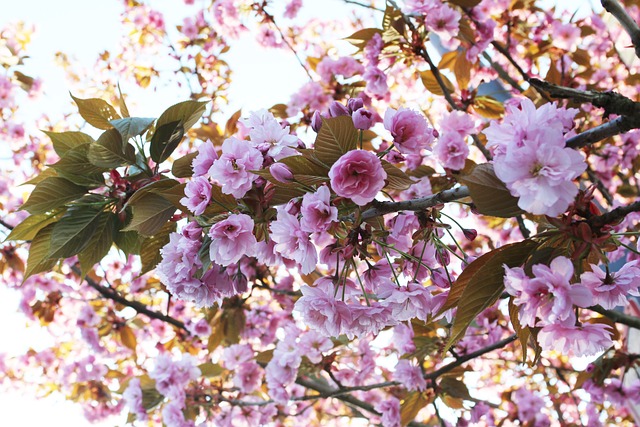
[485,98,586,216]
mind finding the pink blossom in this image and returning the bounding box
[158,232,202,286]
[150,353,200,401]
[122,378,147,422]
[346,303,393,338]
[185,318,211,337]
[180,176,211,215]
[538,322,613,356]
[300,185,338,233]
[162,401,193,427]
[494,140,586,216]
[580,261,640,309]
[284,0,303,19]
[433,132,469,170]
[512,388,550,426]
[394,359,426,391]
[317,56,364,81]
[440,111,476,136]
[392,323,416,354]
[287,81,331,116]
[249,117,298,160]
[363,66,389,97]
[375,397,401,427]
[329,149,387,205]
[270,207,318,274]
[551,21,580,51]
[386,213,420,253]
[209,137,263,198]
[222,344,254,370]
[425,4,461,40]
[298,330,332,363]
[294,279,353,337]
[384,107,434,155]
[378,281,435,322]
[233,361,263,393]
[192,140,217,176]
[208,213,257,266]
[506,257,592,328]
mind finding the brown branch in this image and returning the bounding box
[602,0,640,59]
[589,305,640,330]
[529,78,640,117]
[360,185,471,220]
[72,265,189,332]
[424,334,517,380]
[565,116,640,149]
[588,200,640,231]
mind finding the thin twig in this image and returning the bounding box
[588,200,640,231]
[343,0,385,12]
[589,305,640,330]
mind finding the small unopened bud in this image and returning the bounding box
[347,97,364,113]
[462,228,477,241]
[328,101,349,117]
[182,221,202,240]
[311,111,323,132]
[352,108,374,130]
[270,163,294,183]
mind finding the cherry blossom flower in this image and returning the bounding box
[180,175,211,216]
[384,107,434,155]
[375,397,401,427]
[300,185,338,233]
[394,359,426,391]
[192,140,217,176]
[209,137,263,198]
[270,206,318,274]
[433,132,469,170]
[537,322,613,356]
[580,261,640,309]
[294,279,353,337]
[329,149,387,205]
[208,213,257,266]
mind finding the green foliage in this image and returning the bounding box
[88,128,136,168]
[313,115,358,166]
[149,100,207,162]
[20,177,87,215]
[70,94,121,130]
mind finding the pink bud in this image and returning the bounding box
[328,101,349,117]
[311,111,323,132]
[352,108,374,130]
[347,97,364,113]
[462,228,477,241]
[270,163,294,183]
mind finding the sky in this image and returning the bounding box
[0,0,600,426]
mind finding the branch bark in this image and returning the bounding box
[589,305,640,330]
[602,0,640,59]
[360,185,470,220]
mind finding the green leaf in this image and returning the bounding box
[88,128,136,168]
[48,207,106,259]
[78,213,116,275]
[150,183,187,211]
[279,155,330,186]
[5,211,64,242]
[22,168,58,186]
[24,224,58,280]
[71,93,121,130]
[439,377,471,400]
[150,120,184,163]
[198,362,224,378]
[21,177,87,215]
[313,115,358,166]
[172,151,198,178]
[123,193,176,237]
[203,185,236,215]
[442,240,539,352]
[509,297,531,365]
[458,163,525,218]
[110,117,155,142]
[117,83,130,118]
[382,160,415,190]
[150,100,208,163]
[344,28,383,50]
[43,131,94,157]
[140,221,176,274]
[50,144,108,176]
[114,230,142,256]
[400,392,431,426]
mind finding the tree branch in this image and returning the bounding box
[589,305,640,330]
[587,200,640,231]
[602,0,640,59]
[72,265,189,332]
[565,116,640,149]
[360,185,470,220]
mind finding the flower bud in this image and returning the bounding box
[270,163,294,183]
[311,111,323,132]
[328,101,349,117]
[347,97,364,113]
[352,108,374,130]
[462,228,478,241]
